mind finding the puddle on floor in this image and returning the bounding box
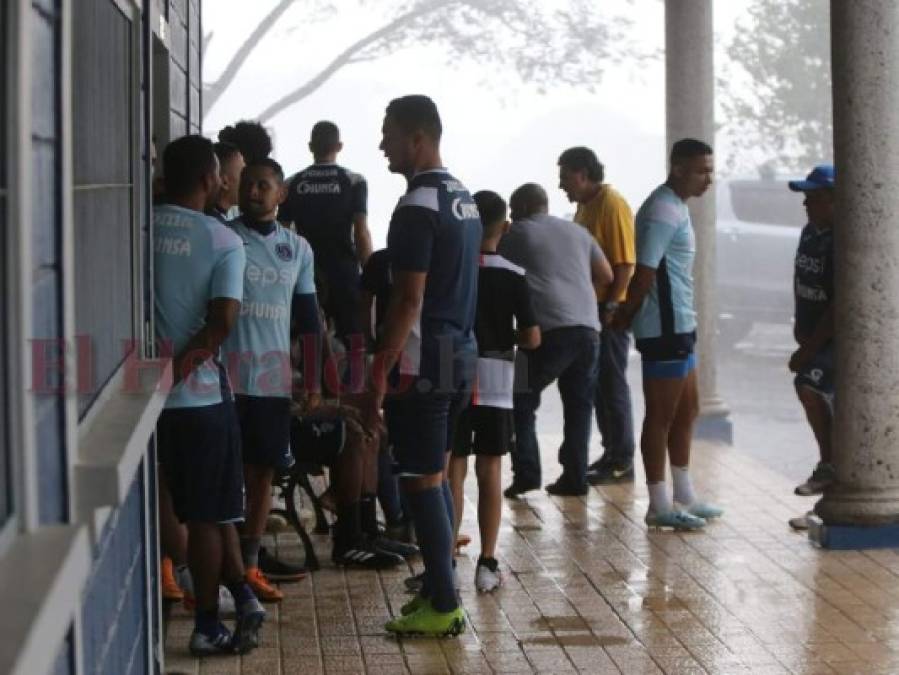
[521,632,629,648]
[523,616,631,648]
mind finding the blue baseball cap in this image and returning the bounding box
[788,164,835,191]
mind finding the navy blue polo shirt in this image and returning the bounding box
[386,169,481,382]
[279,163,367,272]
[794,223,834,339]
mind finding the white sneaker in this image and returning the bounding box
[789,511,814,531]
[474,559,503,593]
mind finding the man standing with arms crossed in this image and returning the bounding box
[611,139,723,530]
[363,95,481,636]
[559,147,637,484]
[154,135,265,655]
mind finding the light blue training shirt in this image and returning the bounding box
[632,185,697,340]
[223,218,316,398]
[154,204,246,409]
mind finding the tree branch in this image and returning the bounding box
[255,0,456,123]
[201,31,213,64]
[204,0,298,114]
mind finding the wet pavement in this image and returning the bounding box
[162,322,888,675]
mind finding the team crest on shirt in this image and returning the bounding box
[275,243,293,261]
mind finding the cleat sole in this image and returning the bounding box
[443,618,466,637]
[386,618,466,638]
[232,612,265,654]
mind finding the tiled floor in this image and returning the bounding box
[163,439,899,674]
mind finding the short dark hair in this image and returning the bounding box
[310,121,340,156]
[473,190,507,236]
[245,157,284,182]
[218,120,273,163]
[163,135,217,199]
[385,95,442,141]
[670,138,713,165]
[509,183,548,221]
[558,146,605,183]
[213,141,242,165]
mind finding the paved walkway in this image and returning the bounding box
[164,439,899,674]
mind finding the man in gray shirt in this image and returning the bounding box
[499,183,613,496]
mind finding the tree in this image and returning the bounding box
[203,0,651,124]
[720,0,832,176]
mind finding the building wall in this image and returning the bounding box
[168,0,201,136]
[81,467,148,675]
[1,1,201,674]
[32,0,68,527]
[72,0,136,416]
[73,3,201,673]
[51,633,76,675]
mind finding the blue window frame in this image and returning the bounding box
[0,0,11,531]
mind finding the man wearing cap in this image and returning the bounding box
[787,165,836,504]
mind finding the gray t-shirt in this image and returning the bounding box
[498,213,603,332]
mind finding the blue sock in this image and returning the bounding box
[441,479,455,533]
[405,486,457,613]
[194,608,219,635]
[226,581,255,611]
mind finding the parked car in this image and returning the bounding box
[716,178,806,346]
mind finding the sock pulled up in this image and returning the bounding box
[406,486,457,613]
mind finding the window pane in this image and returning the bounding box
[72,0,134,416]
[0,0,11,527]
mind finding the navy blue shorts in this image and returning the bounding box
[386,378,472,476]
[234,395,294,470]
[157,401,245,523]
[451,405,513,457]
[290,416,347,466]
[635,331,696,360]
[636,331,697,380]
[794,345,834,399]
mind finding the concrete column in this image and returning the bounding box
[664,0,731,440]
[815,0,899,531]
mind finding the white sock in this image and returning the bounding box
[647,482,672,514]
[671,464,697,506]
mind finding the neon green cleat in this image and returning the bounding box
[400,594,430,616]
[385,605,466,637]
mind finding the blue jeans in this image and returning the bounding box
[594,315,636,465]
[511,327,600,488]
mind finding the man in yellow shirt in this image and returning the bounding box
[558,147,636,483]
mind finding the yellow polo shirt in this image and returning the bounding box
[574,184,636,302]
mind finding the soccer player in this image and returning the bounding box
[218,120,273,164]
[611,139,724,530]
[448,190,540,593]
[154,135,264,655]
[361,95,481,637]
[223,158,320,601]
[359,248,413,543]
[208,141,245,223]
[280,121,373,344]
